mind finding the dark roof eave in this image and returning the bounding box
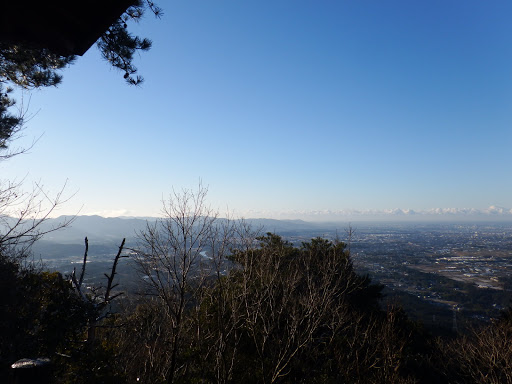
[0,0,136,56]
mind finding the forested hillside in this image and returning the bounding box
[3,191,512,383]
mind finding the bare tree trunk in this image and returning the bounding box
[134,184,221,384]
[71,237,127,344]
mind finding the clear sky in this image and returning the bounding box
[2,0,512,219]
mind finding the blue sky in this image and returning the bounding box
[2,0,512,219]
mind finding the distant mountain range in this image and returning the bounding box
[3,211,506,262]
[6,207,512,254]
[241,206,512,221]
[31,215,327,246]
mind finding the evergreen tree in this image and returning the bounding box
[0,254,91,382]
[0,0,162,150]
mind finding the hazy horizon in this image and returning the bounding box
[49,205,512,223]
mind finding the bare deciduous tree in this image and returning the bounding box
[228,235,367,383]
[133,184,221,383]
[71,237,128,343]
[0,179,74,260]
[440,314,512,384]
[197,218,260,384]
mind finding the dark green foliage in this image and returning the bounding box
[186,234,413,383]
[0,84,22,149]
[102,301,173,383]
[98,234,430,383]
[0,43,74,89]
[0,254,91,382]
[0,43,75,149]
[6,231,512,383]
[97,0,160,86]
[0,1,161,149]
